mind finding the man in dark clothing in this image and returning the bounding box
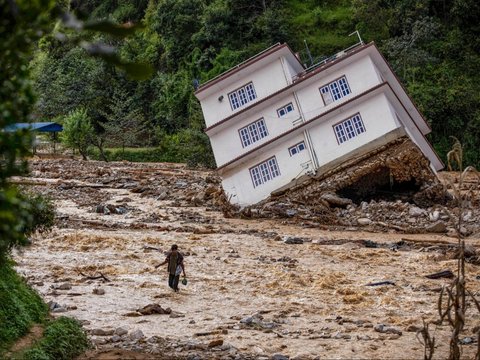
[155,244,186,292]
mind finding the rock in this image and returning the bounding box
[285,209,297,217]
[92,328,115,336]
[429,210,440,222]
[406,325,422,332]
[47,301,61,310]
[356,335,371,341]
[52,306,67,313]
[463,211,473,222]
[291,354,311,360]
[409,207,425,217]
[170,312,185,318]
[333,331,351,339]
[374,324,402,336]
[137,303,172,315]
[240,316,254,324]
[283,236,304,245]
[92,338,107,345]
[93,288,105,295]
[56,282,72,290]
[110,335,122,343]
[357,218,372,226]
[123,312,141,317]
[115,327,128,336]
[189,320,196,324]
[208,339,224,348]
[461,337,474,344]
[320,193,352,207]
[272,354,289,360]
[129,329,145,340]
[426,221,447,233]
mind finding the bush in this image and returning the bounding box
[22,317,89,360]
[88,129,216,168]
[0,261,48,355]
[60,108,94,161]
[89,147,166,162]
[0,191,55,261]
[22,192,55,236]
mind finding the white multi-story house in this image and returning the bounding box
[194,42,443,206]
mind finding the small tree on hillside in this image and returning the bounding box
[102,86,145,153]
[61,108,94,160]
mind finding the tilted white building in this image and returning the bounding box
[194,42,443,206]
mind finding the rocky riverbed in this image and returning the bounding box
[12,158,480,359]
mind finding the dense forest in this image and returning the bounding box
[31,0,480,168]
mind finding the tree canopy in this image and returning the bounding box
[29,0,480,168]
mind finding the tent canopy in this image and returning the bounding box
[5,122,63,133]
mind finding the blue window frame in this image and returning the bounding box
[250,157,281,188]
[239,118,268,148]
[277,103,294,117]
[319,76,351,105]
[288,141,306,156]
[333,113,366,144]
[228,82,257,110]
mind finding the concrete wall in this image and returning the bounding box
[208,54,383,167]
[209,93,300,166]
[200,59,289,128]
[221,133,311,206]
[223,92,403,206]
[307,93,401,167]
[296,55,381,121]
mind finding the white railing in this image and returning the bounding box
[292,41,364,83]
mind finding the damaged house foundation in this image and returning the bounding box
[195,41,443,208]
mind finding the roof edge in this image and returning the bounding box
[195,43,303,96]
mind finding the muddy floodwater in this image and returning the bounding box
[13,159,480,359]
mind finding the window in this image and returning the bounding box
[239,118,268,147]
[333,113,366,144]
[277,103,294,117]
[320,76,351,105]
[229,82,257,110]
[250,157,281,188]
[288,141,306,156]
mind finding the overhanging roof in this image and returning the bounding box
[195,43,304,99]
[4,122,63,133]
[204,43,432,138]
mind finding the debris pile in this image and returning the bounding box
[229,137,480,235]
[25,147,480,236]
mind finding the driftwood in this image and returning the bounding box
[143,245,163,252]
[425,270,455,279]
[366,281,396,286]
[78,271,111,282]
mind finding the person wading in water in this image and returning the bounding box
[155,244,186,292]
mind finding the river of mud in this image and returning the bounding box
[12,158,480,359]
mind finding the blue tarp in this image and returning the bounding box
[4,122,63,133]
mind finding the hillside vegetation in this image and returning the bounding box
[32,0,480,167]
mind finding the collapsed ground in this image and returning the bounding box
[12,157,480,359]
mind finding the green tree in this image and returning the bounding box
[61,108,94,160]
[102,84,146,152]
[0,0,56,261]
